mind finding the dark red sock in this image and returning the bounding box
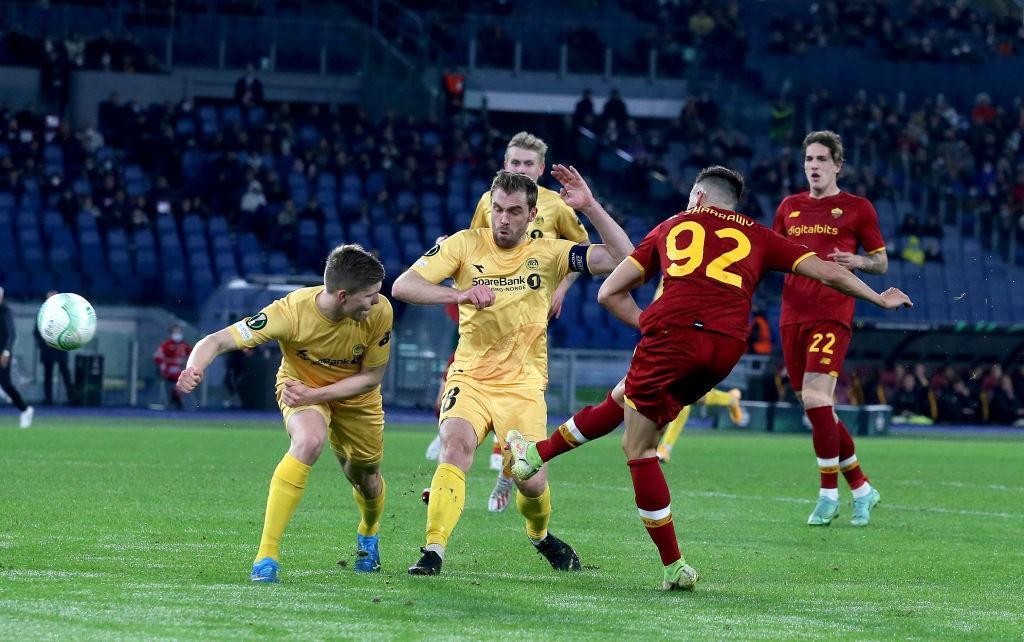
[837,420,869,489]
[806,406,840,489]
[628,457,681,566]
[536,392,624,462]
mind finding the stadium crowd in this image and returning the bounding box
[792,362,1024,426]
[764,0,1024,63]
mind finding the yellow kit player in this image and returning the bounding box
[394,168,633,575]
[657,388,748,463]
[471,131,592,510]
[177,245,393,582]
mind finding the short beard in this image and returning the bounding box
[493,230,522,249]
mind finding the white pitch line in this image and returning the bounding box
[557,482,1024,520]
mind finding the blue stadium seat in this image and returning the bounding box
[135,249,159,279]
[43,144,63,170]
[402,240,425,262]
[424,225,444,244]
[41,209,64,237]
[247,107,266,128]
[214,251,240,281]
[240,253,264,275]
[222,106,243,128]
[108,247,131,274]
[267,252,290,274]
[237,232,261,256]
[324,220,343,244]
[397,224,420,244]
[365,172,386,198]
[446,194,468,216]
[208,216,229,237]
[348,223,372,247]
[396,190,417,212]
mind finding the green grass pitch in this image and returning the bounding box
[1,416,1022,640]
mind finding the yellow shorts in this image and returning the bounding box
[438,375,548,470]
[276,387,384,466]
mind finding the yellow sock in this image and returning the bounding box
[425,463,466,547]
[703,389,733,406]
[353,478,387,537]
[661,405,691,449]
[516,485,552,542]
[255,453,310,562]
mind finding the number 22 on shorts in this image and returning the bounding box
[808,332,836,354]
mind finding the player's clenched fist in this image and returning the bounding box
[458,284,496,310]
[176,366,203,394]
[879,287,913,310]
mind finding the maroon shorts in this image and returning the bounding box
[624,327,746,427]
[780,321,852,391]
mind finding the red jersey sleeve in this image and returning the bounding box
[762,227,816,273]
[856,201,886,255]
[627,225,662,284]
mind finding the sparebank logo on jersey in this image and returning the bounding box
[789,223,839,237]
[295,348,363,367]
[472,273,541,292]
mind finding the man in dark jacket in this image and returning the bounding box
[34,290,75,405]
[0,286,33,427]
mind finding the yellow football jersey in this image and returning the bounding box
[470,184,589,242]
[228,286,393,405]
[412,228,590,387]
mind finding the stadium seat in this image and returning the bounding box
[267,252,290,274]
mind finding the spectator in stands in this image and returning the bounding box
[0,286,32,427]
[901,236,925,265]
[274,199,299,252]
[602,89,628,129]
[747,308,772,355]
[891,372,928,420]
[441,67,465,116]
[235,65,265,107]
[154,323,191,411]
[988,374,1024,425]
[573,89,594,128]
[33,290,75,406]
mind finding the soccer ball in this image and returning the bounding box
[36,293,98,351]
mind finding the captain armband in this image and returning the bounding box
[568,244,591,275]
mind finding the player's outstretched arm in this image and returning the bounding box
[177,327,238,394]
[392,269,495,310]
[280,363,387,407]
[795,256,912,310]
[597,258,645,329]
[551,164,633,271]
[828,248,889,275]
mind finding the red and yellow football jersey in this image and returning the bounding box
[773,191,885,328]
[629,205,813,341]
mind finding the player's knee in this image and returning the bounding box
[291,433,326,462]
[439,431,475,468]
[516,469,547,496]
[800,387,833,409]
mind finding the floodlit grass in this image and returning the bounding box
[1,415,1022,640]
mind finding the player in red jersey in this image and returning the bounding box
[508,166,911,590]
[773,131,889,527]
